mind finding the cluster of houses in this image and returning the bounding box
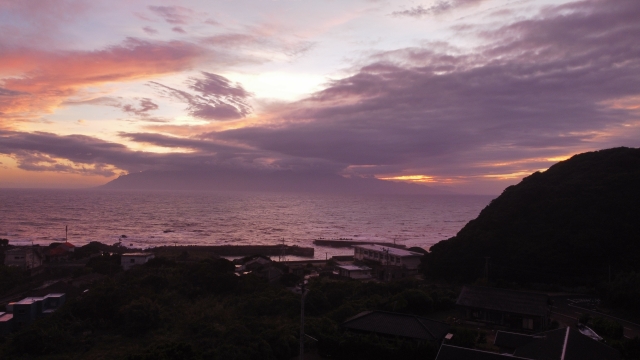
[341,285,620,360]
[1,242,157,272]
[0,293,66,335]
[0,241,624,359]
[2,242,76,270]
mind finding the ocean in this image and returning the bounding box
[0,189,493,259]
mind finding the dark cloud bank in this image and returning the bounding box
[2,0,640,194]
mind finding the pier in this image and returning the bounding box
[152,244,314,258]
[313,239,406,248]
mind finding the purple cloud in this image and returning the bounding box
[391,0,485,17]
[210,0,640,179]
[172,26,186,34]
[150,72,251,121]
[148,5,194,25]
[142,26,158,35]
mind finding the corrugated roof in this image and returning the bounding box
[436,345,532,360]
[122,252,153,257]
[353,244,423,257]
[336,265,371,271]
[456,286,549,317]
[342,310,449,341]
[514,327,620,360]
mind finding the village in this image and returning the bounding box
[0,238,635,359]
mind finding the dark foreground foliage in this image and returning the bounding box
[428,147,640,293]
[0,258,456,360]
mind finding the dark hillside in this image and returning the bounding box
[427,147,640,284]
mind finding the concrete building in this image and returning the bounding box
[335,264,372,279]
[353,244,423,270]
[121,252,155,270]
[0,312,13,335]
[4,247,44,270]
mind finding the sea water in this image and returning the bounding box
[0,189,493,259]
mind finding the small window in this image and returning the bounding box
[130,259,135,263]
[523,318,534,329]
[18,309,26,315]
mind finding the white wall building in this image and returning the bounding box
[4,248,44,269]
[121,252,155,270]
[353,245,423,270]
[336,264,372,279]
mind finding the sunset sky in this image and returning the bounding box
[0,0,638,194]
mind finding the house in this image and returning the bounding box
[121,252,155,270]
[4,247,44,270]
[236,256,284,283]
[353,244,423,270]
[335,264,372,279]
[46,242,75,262]
[7,293,66,331]
[342,310,450,343]
[456,286,550,331]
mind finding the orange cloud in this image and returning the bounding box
[0,38,206,127]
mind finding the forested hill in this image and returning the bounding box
[427,147,640,284]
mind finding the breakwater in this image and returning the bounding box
[153,245,314,257]
[313,239,406,248]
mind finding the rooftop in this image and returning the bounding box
[16,297,44,305]
[342,310,449,341]
[456,286,549,317]
[353,244,423,257]
[336,265,371,271]
[436,345,531,360]
[514,327,620,360]
[121,252,154,257]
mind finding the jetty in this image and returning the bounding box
[313,238,406,248]
[152,244,314,258]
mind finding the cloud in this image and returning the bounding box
[0,129,342,178]
[0,38,206,126]
[3,0,639,194]
[62,96,169,123]
[142,26,158,35]
[148,5,195,25]
[121,98,159,117]
[149,72,252,121]
[391,0,485,17]
[210,0,640,181]
[172,26,186,34]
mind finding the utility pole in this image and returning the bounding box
[484,257,490,281]
[65,225,68,242]
[300,280,309,360]
[384,248,390,282]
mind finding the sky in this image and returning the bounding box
[0,0,639,194]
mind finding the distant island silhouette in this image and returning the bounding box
[99,168,450,195]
